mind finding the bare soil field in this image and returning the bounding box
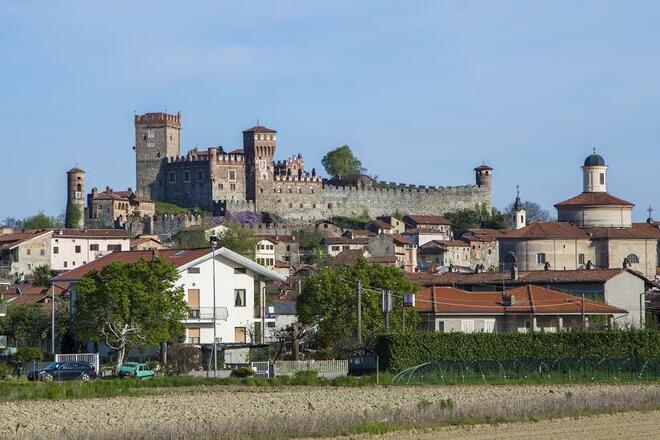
[338,410,660,440]
[1,383,658,439]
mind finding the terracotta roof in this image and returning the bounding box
[404,215,451,226]
[0,230,52,251]
[228,149,244,154]
[474,165,493,171]
[274,260,291,268]
[67,167,85,173]
[388,234,412,245]
[500,222,588,239]
[462,228,509,242]
[130,237,163,247]
[52,248,211,282]
[416,285,626,315]
[52,229,130,239]
[585,223,660,239]
[407,268,647,287]
[323,237,370,245]
[261,235,296,243]
[329,249,367,266]
[1,283,69,305]
[368,256,398,264]
[367,220,393,230]
[242,125,277,134]
[555,192,634,207]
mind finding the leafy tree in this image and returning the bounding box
[21,212,56,229]
[2,217,22,228]
[16,347,44,364]
[173,229,209,249]
[74,257,187,368]
[297,258,418,353]
[0,304,50,349]
[64,203,82,228]
[293,229,329,264]
[504,200,552,225]
[444,204,506,238]
[321,145,365,178]
[32,265,54,287]
[214,222,258,258]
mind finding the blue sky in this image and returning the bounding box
[2,1,659,221]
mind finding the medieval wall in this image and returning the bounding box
[209,148,247,203]
[248,182,491,221]
[162,155,213,210]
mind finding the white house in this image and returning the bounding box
[52,247,287,347]
[50,229,131,272]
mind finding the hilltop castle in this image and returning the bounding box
[134,112,492,221]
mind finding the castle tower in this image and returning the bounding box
[135,112,182,200]
[474,164,493,187]
[243,125,277,203]
[66,167,86,228]
[512,186,526,230]
[582,149,607,193]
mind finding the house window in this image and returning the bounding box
[107,244,122,251]
[53,247,59,254]
[75,245,81,253]
[184,171,191,183]
[578,253,585,265]
[331,246,340,251]
[63,261,67,268]
[197,170,203,182]
[536,253,546,264]
[169,172,176,183]
[234,327,246,343]
[187,328,200,345]
[234,267,246,274]
[219,183,224,190]
[228,170,237,181]
[230,183,236,191]
[461,320,475,333]
[234,289,246,307]
[90,244,99,251]
[626,253,640,264]
[328,203,333,209]
[599,173,605,185]
[187,267,200,274]
[27,249,31,256]
[436,321,445,333]
[40,249,45,256]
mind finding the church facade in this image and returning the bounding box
[134,112,493,221]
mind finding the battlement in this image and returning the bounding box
[274,174,322,183]
[319,181,479,194]
[167,154,210,164]
[135,112,181,128]
[275,154,304,167]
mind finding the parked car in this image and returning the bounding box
[27,362,97,382]
[118,362,155,379]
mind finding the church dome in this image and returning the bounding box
[584,153,605,167]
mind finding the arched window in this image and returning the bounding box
[626,253,640,264]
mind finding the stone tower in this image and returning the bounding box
[474,164,493,188]
[243,125,277,203]
[66,167,86,228]
[135,112,182,200]
[582,150,607,193]
[512,186,527,230]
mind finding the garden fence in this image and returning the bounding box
[274,360,348,376]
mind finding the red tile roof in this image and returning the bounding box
[52,248,211,282]
[500,222,588,239]
[323,237,370,245]
[404,215,451,226]
[474,165,493,171]
[0,230,52,251]
[243,125,277,133]
[555,192,634,207]
[585,223,660,239]
[368,256,398,264]
[416,285,626,315]
[53,229,130,239]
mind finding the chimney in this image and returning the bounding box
[623,258,631,269]
[502,294,517,306]
[544,262,551,271]
[475,264,482,273]
[127,187,133,193]
[586,260,593,270]
[510,264,519,280]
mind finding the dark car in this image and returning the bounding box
[27,362,97,382]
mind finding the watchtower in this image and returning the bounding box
[243,125,277,202]
[474,164,493,188]
[135,112,181,200]
[66,168,86,228]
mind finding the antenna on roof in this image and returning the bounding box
[257,118,260,126]
[593,147,596,154]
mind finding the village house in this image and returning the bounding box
[376,216,406,234]
[87,186,155,228]
[418,240,471,271]
[52,247,286,348]
[50,229,131,272]
[130,235,168,251]
[366,234,417,273]
[0,230,52,279]
[407,267,652,328]
[403,214,453,246]
[416,284,627,333]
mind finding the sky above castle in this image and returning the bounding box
[2,1,659,221]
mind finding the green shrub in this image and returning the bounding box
[0,364,13,378]
[16,347,44,364]
[291,370,321,385]
[375,330,660,372]
[230,367,254,378]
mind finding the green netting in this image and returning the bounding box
[392,358,660,384]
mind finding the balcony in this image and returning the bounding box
[185,307,228,322]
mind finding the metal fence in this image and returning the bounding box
[251,361,272,379]
[274,360,348,376]
[393,358,660,384]
[55,353,100,373]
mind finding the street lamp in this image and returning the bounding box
[209,235,219,377]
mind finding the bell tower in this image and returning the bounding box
[582,149,607,193]
[66,167,86,228]
[512,186,527,230]
[243,125,277,202]
[135,112,181,200]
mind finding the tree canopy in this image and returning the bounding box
[74,257,187,367]
[297,258,418,355]
[443,204,506,238]
[0,304,50,350]
[214,222,258,258]
[321,145,364,178]
[504,200,552,225]
[32,265,54,287]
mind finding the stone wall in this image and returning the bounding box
[123,214,205,241]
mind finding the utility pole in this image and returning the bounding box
[356,280,362,344]
[382,290,392,332]
[640,292,646,329]
[261,283,266,344]
[51,284,55,355]
[402,299,405,333]
[210,237,218,377]
[292,323,299,360]
[581,292,586,330]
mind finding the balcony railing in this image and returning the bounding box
[186,307,228,322]
[185,337,200,344]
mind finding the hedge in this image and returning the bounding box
[374,331,660,372]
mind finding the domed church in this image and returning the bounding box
[498,152,660,279]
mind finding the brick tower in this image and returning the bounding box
[135,112,181,200]
[243,125,277,203]
[66,167,86,228]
